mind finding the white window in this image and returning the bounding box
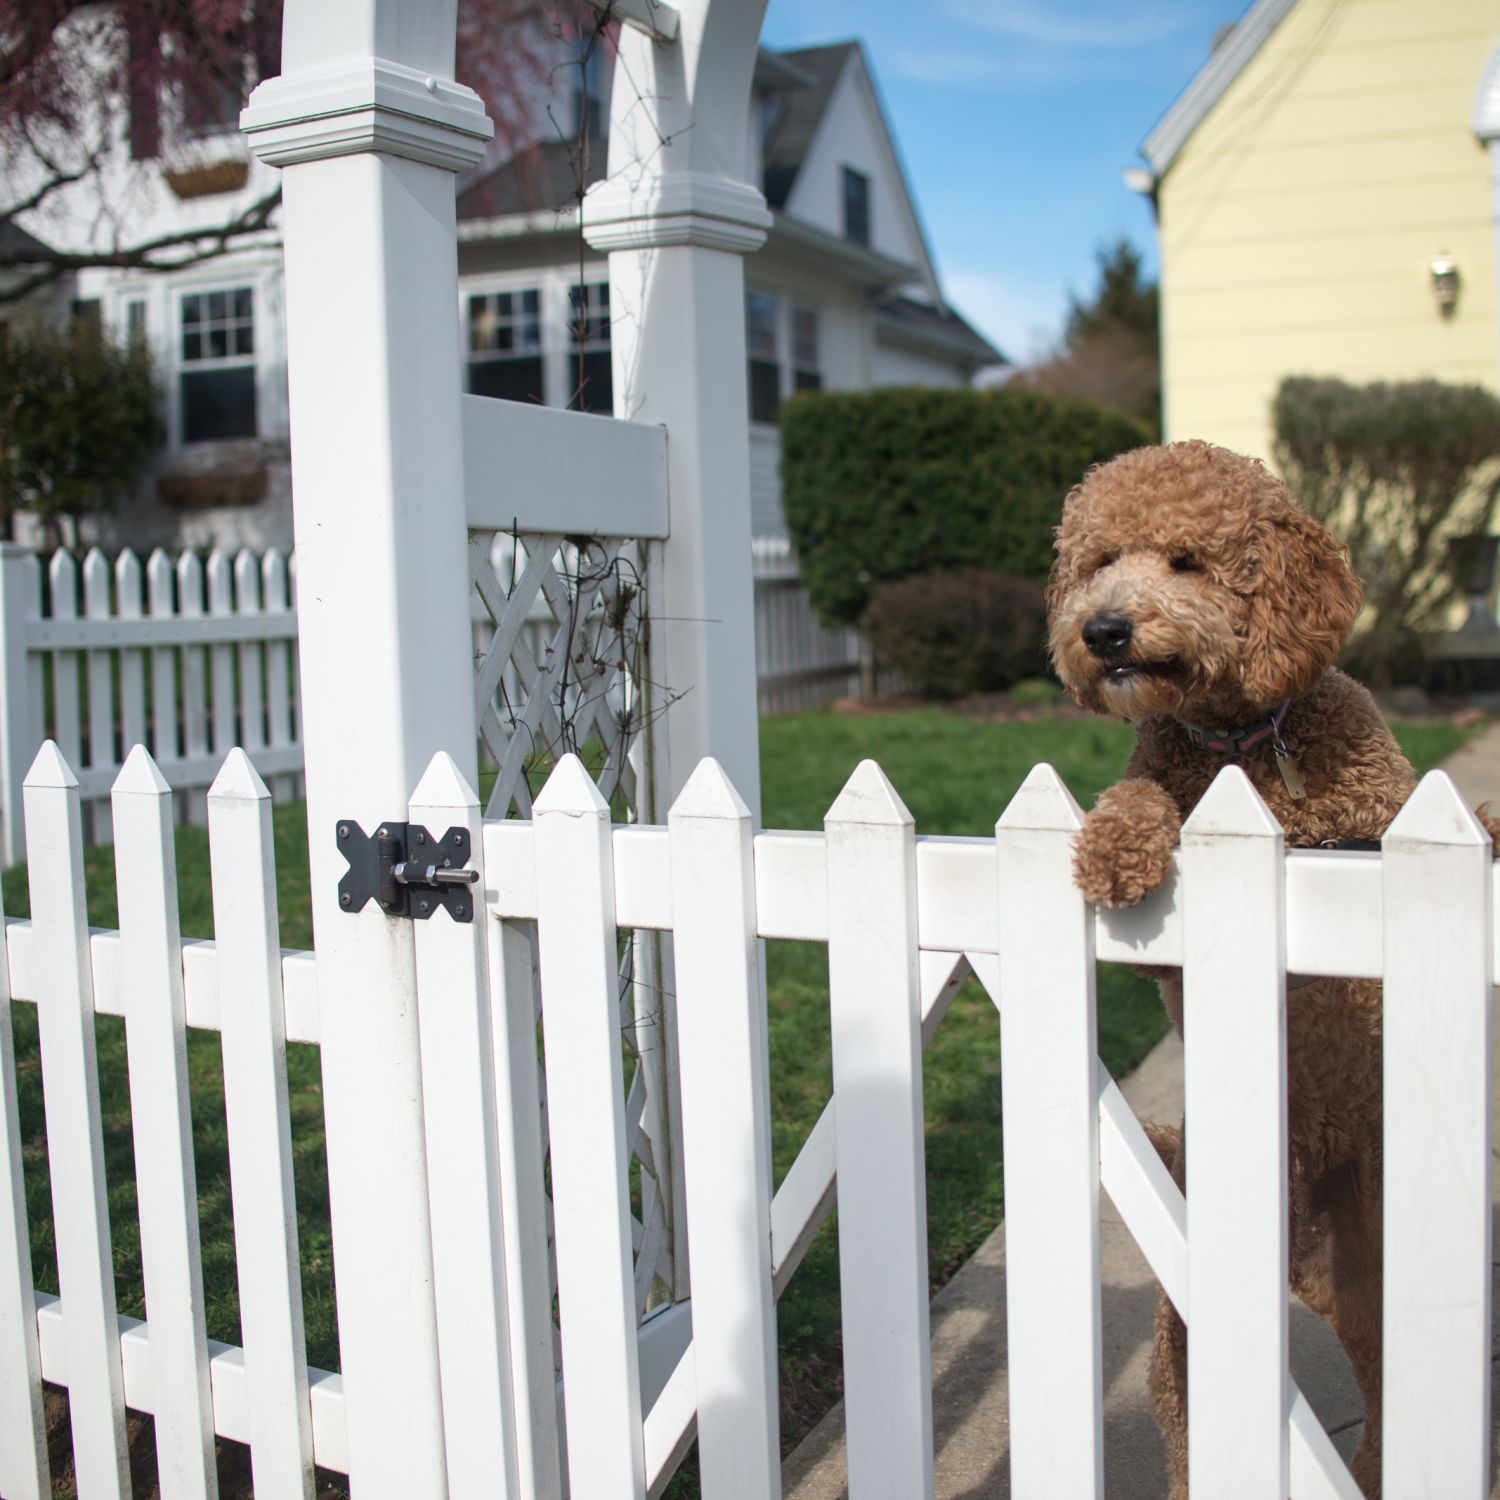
[467,289,544,405]
[746,291,780,424]
[791,305,822,393]
[565,282,612,415]
[179,287,256,443]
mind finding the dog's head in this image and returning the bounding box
[1047,440,1361,721]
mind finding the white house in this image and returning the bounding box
[3,21,1001,552]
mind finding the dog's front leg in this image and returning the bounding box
[1072,778,1181,908]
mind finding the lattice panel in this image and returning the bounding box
[471,529,677,1315]
[470,531,647,823]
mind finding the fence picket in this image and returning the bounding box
[207,550,236,755]
[533,754,645,1500]
[148,549,179,764]
[483,911,563,1500]
[48,552,82,769]
[235,550,266,755]
[115,551,147,760]
[0,838,46,1498]
[1381,771,1493,1495]
[408,754,519,1498]
[263,550,293,800]
[824,760,932,1500]
[1180,767,1287,1498]
[668,760,780,1498]
[177,553,208,778]
[82,548,114,771]
[207,752,314,1498]
[23,741,130,1498]
[995,765,1102,1496]
[112,748,218,1500]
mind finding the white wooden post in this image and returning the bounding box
[242,5,493,1491]
[824,760,933,1500]
[1381,771,1493,1495]
[0,544,39,866]
[668,759,780,1496]
[533,755,644,1500]
[408,753,519,1500]
[583,0,772,820]
[0,787,46,1498]
[207,752,314,1498]
[112,747,218,1500]
[24,742,130,1499]
[995,765,1103,1496]
[1179,767,1288,1499]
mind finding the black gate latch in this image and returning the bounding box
[335,820,478,922]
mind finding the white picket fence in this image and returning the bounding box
[751,536,865,714]
[0,541,877,865]
[0,544,301,863]
[3,737,1492,1499]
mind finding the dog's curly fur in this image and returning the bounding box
[1047,439,1499,1499]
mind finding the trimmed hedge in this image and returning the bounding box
[780,387,1150,626]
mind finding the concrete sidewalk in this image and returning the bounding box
[784,720,1500,1499]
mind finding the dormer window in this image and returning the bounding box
[842,167,870,247]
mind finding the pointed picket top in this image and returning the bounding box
[997,762,1084,834]
[825,758,913,829]
[1385,769,1491,849]
[25,739,78,791]
[208,747,271,806]
[234,547,262,606]
[115,547,143,596]
[147,546,174,603]
[111,744,171,799]
[1181,763,1282,840]
[49,548,78,608]
[82,549,111,606]
[410,750,480,813]
[206,549,233,608]
[533,752,609,816]
[669,757,751,823]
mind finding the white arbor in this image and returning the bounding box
[239,0,769,1491]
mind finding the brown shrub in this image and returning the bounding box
[863,569,1047,700]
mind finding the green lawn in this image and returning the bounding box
[2,709,1474,1478]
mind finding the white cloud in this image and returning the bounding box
[940,0,1195,50]
[944,268,1064,369]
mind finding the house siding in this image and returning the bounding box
[782,59,924,272]
[1157,0,1499,461]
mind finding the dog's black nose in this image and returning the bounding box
[1083,611,1133,660]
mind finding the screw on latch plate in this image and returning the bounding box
[334,820,478,922]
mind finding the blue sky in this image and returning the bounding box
[759,0,1248,367]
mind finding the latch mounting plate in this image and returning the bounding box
[335,819,477,922]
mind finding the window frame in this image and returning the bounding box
[842,165,871,247]
[745,289,782,427]
[465,286,546,407]
[177,283,259,445]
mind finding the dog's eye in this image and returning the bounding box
[1169,555,1200,573]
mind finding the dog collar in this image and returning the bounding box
[1180,699,1291,755]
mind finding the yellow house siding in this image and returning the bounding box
[1157,0,1499,463]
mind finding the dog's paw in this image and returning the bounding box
[1477,802,1500,855]
[1072,780,1180,908]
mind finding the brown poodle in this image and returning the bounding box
[1047,439,1498,1499]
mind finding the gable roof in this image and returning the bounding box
[1139,0,1300,180]
[761,43,858,210]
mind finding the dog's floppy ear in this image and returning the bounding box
[1046,481,1090,623]
[1241,499,1363,708]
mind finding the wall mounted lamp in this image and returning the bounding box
[1429,253,1460,315]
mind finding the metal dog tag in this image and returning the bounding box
[1275,749,1307,800]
